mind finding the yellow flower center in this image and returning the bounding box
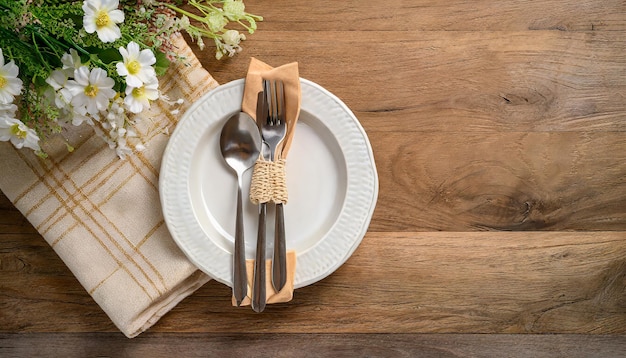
[0,76,7,89]
[10,123,27,139]
[127,60,141,75]
[84,84,99,98]
[96,10,111,27]
[132,86,145,98]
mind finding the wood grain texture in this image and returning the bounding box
[1,0,625,353]
[207,30,626,133]
[244,0,626,32]
[3,229,625,334]
[1,333,625,357]
[372,132,626,231]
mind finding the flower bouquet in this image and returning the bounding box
[0,0,261,158]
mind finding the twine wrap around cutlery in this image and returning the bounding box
[250,78,290,207]
[249,158,288,205]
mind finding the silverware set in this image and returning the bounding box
[252,79,288,312]
[220,79,288,312]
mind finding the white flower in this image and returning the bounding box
[207,12,228,33]
[98,96,138,159]
[82,0,124,43]
[46,68,97,127]
[177,15,191,30]
[116,42,157,87]
[65,66,116,116]
[217,30,246,59]
[61,49,83,75]
[223,0,246,21]
[0,102,17,118]
[45,69,74,109]
[0,116,40,151]
[70,110,95,127]
[0,49,23,104]
[124,78,159,113]
[222,30,246,47]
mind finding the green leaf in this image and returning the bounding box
[154,50,170,77]
[93,47,122,64]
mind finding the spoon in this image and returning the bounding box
[219,112,262,306]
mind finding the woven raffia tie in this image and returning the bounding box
[250,158,288,205]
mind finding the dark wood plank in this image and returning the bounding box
[371,132,626,231]
[197,29,626,232]
[1,333,625,357]
[239,0,625,32]
[0,193,37,235]
[159,232,626,334]
[3,231,625,334]
[201,30,626,133]
[0,231,115,332]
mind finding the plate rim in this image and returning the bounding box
[159,77,379,289]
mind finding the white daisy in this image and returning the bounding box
[45,69,74,109]
[82,0,125,43]
[124,78,159,113]
[116,42,157,87]
[0,48,23,104]
[65,66,116,116]
[0,116,41,151]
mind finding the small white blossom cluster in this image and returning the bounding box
[181,0,252,60]
[0,49,40,152]
[45,38,159,158]
[1,0,162,159]
[0,0,260,159]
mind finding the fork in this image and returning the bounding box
[263,79,288,293]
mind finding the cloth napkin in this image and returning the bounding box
[0,34,216,338]
[231,58,301,306]
[232,250,297,306]
[242,58,301,159]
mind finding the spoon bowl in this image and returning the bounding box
[220,114,262,174]
[219,112,261,306]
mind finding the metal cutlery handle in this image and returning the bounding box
[272,203,287,292]
[263,78,288,293]
[252,203,267,312]
[233,177,247,306]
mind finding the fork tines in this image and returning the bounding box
[263,79,285,126]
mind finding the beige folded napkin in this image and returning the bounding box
[232,250,296,307]
[231,58,301,307]
[0,34,216,338]
[242,58,301,159]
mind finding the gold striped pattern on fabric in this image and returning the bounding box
[0,34,219,336]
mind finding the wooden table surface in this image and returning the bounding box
[2,1,625,356]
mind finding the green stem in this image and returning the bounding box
[161,3,208,23]
[237,19,253,33]
[187,0,219,15]
[31,32,52,72]
[32,30,65,60]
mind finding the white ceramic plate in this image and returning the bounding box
[160,78,378,289]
